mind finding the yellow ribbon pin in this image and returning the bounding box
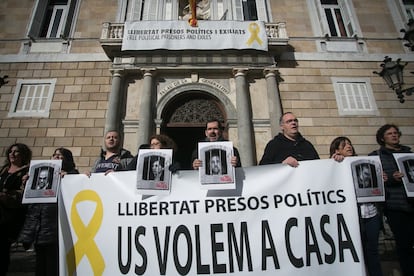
[66,190,105,275]
[246,22,263,46]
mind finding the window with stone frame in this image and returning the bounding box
[8,79,56,118]
[309,0,360,37]
[386,0,414,51]
[28,0,78,39]
[403,0,414,19]
[331,77,379,116]
[128,0,270,21]
[236,0,269,21]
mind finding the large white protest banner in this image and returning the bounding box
[59,158,366,276]
[122,20,268,51]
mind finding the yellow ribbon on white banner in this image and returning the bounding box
[66,190,105,276]
[246,22,263,46]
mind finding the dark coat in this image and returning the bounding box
[91,148,134,173]
[19,203,57,245]
[0,165,29,241]
[19,168,79,246]
[369,145,414,213]
[259,133,320,165]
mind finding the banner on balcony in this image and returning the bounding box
[122,20,268,51]
[59,158,366,276]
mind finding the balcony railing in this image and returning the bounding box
[100,21,289,47]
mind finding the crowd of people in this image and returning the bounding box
[0,113,413,276]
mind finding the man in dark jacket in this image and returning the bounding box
[259,112,319,167]
[192,119,241,170]
[89,130,133,174]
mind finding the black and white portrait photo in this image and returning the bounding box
[356,163,378,189]
[31,166,53,190]
[394,153,414,197]
[23,160,62,203]
[142,155,165,181]
[198,141,235,190]
[403,159,414,183]
[351,157,384,203]
[205,149,227,175]
[136,149,172,195]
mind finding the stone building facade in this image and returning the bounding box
[0,0,413,171]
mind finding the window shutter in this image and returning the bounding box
[9,79,56,118]
[164,0,173,20]
[28,0,49,38]
[62,0,77,38]
[314,0,330,36]
[118,0,128,21]
[407,6,414,20]
[338,0,356,37]
[142,0,158,20]
[233,0,244,20]
[256,0,268,22]
[132,0,144,20]
[338,82,371,111]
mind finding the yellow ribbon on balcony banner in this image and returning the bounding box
[246,22,263,46]
[189,0,198,27]
[66,190,105,276]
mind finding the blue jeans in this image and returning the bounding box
[360,214,383,276]
[385,210,414,276]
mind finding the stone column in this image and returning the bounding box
[264,68,283,137]
[137,68,156,147]
[233,68,255,166]
[105,69,123,133]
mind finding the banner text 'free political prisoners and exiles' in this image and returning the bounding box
[59,158,366,276]
[121,20,268,51]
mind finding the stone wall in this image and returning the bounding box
[0,61,112,172]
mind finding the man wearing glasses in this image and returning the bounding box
[259,112,319,167]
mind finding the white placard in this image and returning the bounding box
[23,159,62,203]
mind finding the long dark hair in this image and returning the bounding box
[54,147,77,173]
[4,143,32,167]
[329,136,356,157]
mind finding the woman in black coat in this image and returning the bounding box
[0,143,32,276]
[19,147,79,276]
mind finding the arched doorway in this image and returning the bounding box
[161,91,226,169]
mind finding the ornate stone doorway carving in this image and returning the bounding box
[161,91,226,169]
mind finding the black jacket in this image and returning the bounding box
[0,165,29,240]
[91,148,133,173]
[19,203,58,245]
[259,133,320,165]
[369,145,413,212]
[19,169,79,246]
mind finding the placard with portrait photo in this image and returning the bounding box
[394,153,414,197]
[22,159,62,203]
[198,141,235,190]
[350,157,385,203]
[136,149,172,195]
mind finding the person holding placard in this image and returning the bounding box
[331,137,383,276]
[191,118,241,170]
[19,147,79,276]
[369,124,413,276]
